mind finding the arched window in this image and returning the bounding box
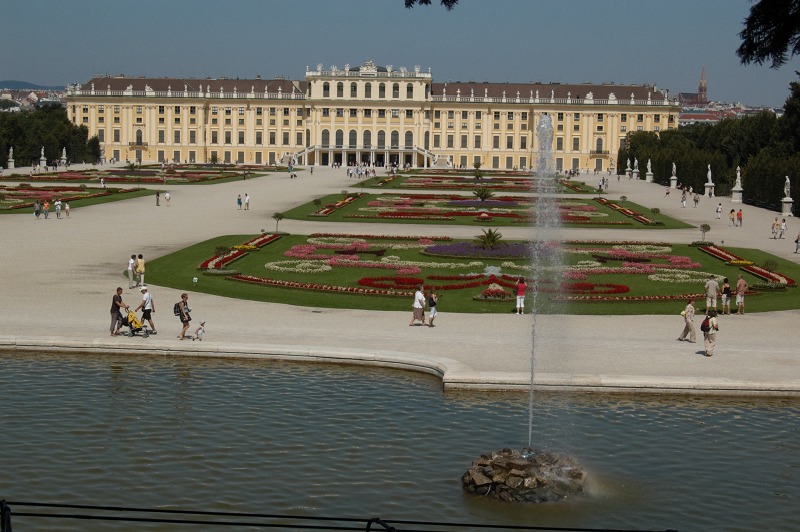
[406,83,414,99]
[321,129,330,148]
[391,130,399,148]
[349,129,357,148]
[392,83,400,98]
[378,83,386,98]
[322,82,330,98]
[364,83,372,99]
[363,130,372,148]
[335,129,344,148]
[350,83,357,98]
[377,130,386,148]
[404,131,413,149]
[336,82,344,98]
[595,138,603,152]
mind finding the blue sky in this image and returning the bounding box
[2,0,797,107]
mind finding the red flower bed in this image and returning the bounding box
[229,274,410,297]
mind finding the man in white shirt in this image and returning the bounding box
[409,284,427,326]
[135,286,157,333]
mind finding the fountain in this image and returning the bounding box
[462,114,587,502]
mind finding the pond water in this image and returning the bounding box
[1,351,798,531]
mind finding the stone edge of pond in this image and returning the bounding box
[2,336,799,397]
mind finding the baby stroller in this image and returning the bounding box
[121,308,150,338]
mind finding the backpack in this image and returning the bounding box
[700,317,711,332]
[174,302,182,316]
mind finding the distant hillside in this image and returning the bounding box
[0,80,64,90]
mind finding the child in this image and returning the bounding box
[193,321,206,341]
[427,291,439,327]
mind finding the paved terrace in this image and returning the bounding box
[1,164,798,395]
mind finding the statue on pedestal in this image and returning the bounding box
[41,147,45,158]
[784,176,791,199]
[707,164,712,184]
[9,146,13,159]
[735,166,742,189]
[672,162,676,176]
[634,158,639,171]
[626,158,631,171]
[646,159,652,173]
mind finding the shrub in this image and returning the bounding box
[214,245,231,256]
[762,259,778,273]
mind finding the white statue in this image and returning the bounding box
[8,146,12,159]
[646,159,652,173]
[634,158,639,170]
[672,162,676,177]
[626,158,631,170]
[707,164,712,184]
[735,166,742,188]
[41,147,45,158]
[784,176,791,198]
[61,147,66,159]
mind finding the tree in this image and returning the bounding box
[404,0,458,8]
[737,0,800,68]
[210,153,218,164]
[700,224,711,242]
[474,228,504,250]
[86,136,101,163]
[473,186,494,201]
[272,212,284,231]
[473,159,483,180]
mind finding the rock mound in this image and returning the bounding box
[462,448,586,503]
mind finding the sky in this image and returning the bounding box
[2,0,798,107]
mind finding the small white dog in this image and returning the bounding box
[193,321,206,341]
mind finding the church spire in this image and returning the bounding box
[698,66,707,104]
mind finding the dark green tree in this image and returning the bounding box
[737,0,800,68]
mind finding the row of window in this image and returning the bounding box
[321,81,426,100]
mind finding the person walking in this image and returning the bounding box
[156,191,160,206]
[165,191,171,206]
[110,287,128,336]
[237,194,242,210]
[771,217,780,238]
[721,277,732,315]
[677,298,696,343]
[127,254,137,289]
[33,200,41,219]
[43,200,50,219]
[728,209,735,227]
[177,293,192,339]
[736,209,743,227]
[680,190,687,208]
[795,231,800,253]
[427,290,439,327]
[135,286,157,333]
[779,219,787,239]
[136,254,146,287]
[704,274,719,312]
[64,201,70,218]
[244,193,250,210]
[515,277,527,315]
[54,199,62,219]
[693,193,700,208]
[735,274,749,315]
[715,203,722,219]
[409,284,427,326]
[702,310,719,357]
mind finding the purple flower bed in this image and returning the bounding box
[425,241,532,258]
[449,200,521,208]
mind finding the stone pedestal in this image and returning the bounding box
[60,155,67,166]
[731,185,743,203]
[632,169,640,180]
[645,171,654,183]
[39,155,47,168]
[782,197,794,216]
[704,183,715,197]
[670,175,677,189]
[7,158,14,169]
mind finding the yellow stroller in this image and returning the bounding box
[122,308,150,338]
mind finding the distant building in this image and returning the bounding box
[66,60,680,171]
[679,66,708,107]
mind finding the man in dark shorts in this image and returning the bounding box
[135,286,157,333]
[110,287,128,336]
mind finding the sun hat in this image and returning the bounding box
[140,286,147,291]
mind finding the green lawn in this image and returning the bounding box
[1,186,157,214]
[282,192,693,229]
[146,233,800,315]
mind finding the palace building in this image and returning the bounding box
[66,61,680,172]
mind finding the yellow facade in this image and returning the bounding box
[66,61,679,171]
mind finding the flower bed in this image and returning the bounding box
[198,233,282,269]
[740,264,795,285]
[310,193,365,216]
